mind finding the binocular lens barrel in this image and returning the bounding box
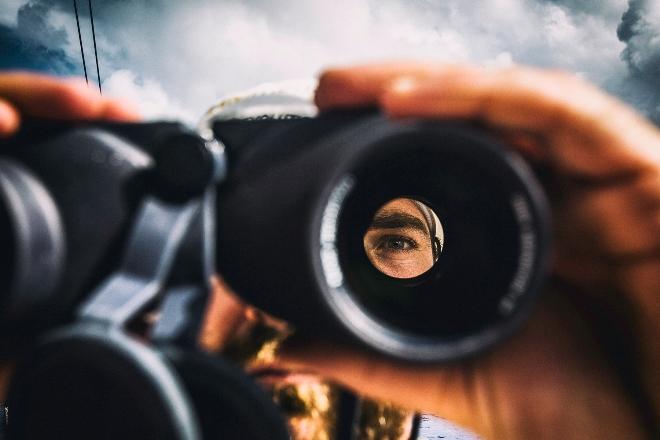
[214,114,551,361]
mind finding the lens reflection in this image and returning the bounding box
[363,198,443,279]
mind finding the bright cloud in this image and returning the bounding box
[0,0,657,123]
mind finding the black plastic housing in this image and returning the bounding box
[213,113,551,361]
[0,121,188,351]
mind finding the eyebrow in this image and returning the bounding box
[368,210,429,234]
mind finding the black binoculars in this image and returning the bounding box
[0,109,551,438]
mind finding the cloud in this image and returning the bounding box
[0,1,81,75]
[618,0,660,78]
[0,0,657,124]
[617,0,660,122]
[103,69,195,122]
[542,0,629,20]
[82,0,630,120]
[0,0,27,25]
[15,1,68,47]
[0,24,78,75]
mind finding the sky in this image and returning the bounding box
[0,0,658,125]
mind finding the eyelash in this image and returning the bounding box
[373,235,419,253]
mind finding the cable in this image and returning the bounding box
[72,0,88,85]
[88,0,102,94]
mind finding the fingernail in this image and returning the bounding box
[389,77,419,95]
[0,101,20,137]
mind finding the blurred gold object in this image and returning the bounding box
[222,308,341,439]
[270,380,340,440]
[205,281,416,439]
[354,399,415,440]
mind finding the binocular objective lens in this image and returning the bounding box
[363,198,443,279]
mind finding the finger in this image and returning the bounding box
[198,276,249,352]
[0,98,20,137]
[0,72,139,122]
[381,67,660,177]
[99,97,142,121]
[101,98,141,121]
[569,172,660,256]
[316,63,660,177]
[274,339,477,430]
[315,62,470,110]
[617,258,660,421]
[0,73,104,118]
[276,291,649,440]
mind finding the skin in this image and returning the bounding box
[275,63,660,439]
[1,64,659,439]
[0,71,140,137]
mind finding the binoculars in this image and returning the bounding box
[0,105,551,438]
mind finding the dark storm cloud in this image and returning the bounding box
[0,23,78,74]
[616,0,660,122]
[618,0,660,79]
[0,0,149,92]
[0,1,79,75]
[16,1,67,47]
[543,0,627,19]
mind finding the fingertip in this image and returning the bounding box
[315,66,392,111]
[314,68,354,110]
[0,99,20,137]
[102,98,142,121]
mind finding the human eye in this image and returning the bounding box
[363,230,434,278]
[373,235,418,254]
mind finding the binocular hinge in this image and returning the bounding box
[78,196,202,327]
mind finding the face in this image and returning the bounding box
[363,198,442,279]
[199,278,415,440]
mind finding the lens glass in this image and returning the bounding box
[363,198,443,279]
[336,131,530,340]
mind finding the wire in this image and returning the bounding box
[88,0,102,94]
[72,0,88,84]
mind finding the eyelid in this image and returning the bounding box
[366,228,426,245]
[372,234,419,253]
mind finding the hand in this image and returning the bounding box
[0,71,139,136]
[262,63,659,439]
